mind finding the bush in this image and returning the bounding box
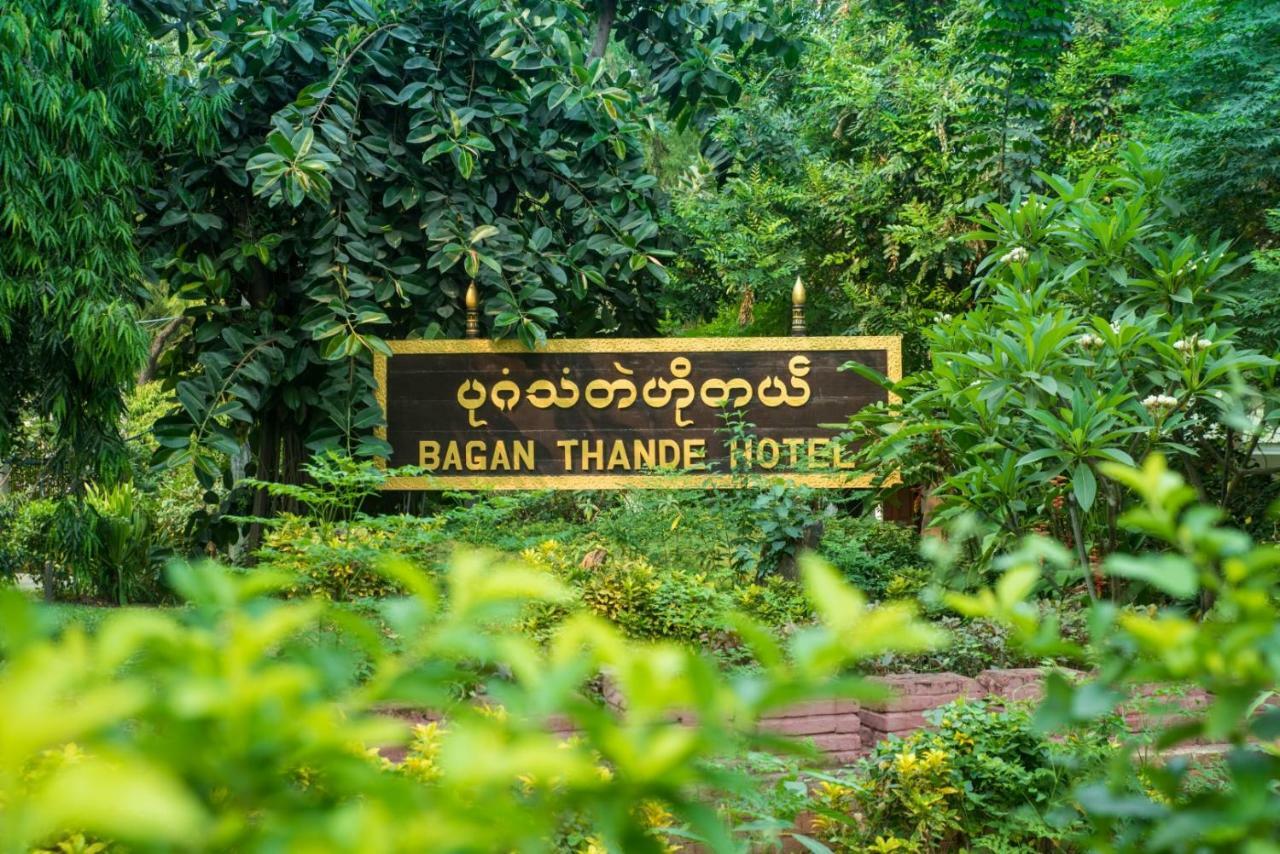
[847,150,1279,594]
[810,698,1118,851]
[81,481,164,605]
[256,514,447,600]
[0,553,943,852]
[518,539,734,645]
[951,454,1280,849]
[124,382,221,557]
[822,517,929,600]
[593,490,745,574]
[732,576,812,628]
[0,496,57,580]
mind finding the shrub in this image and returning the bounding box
[256,514,447,600]
[0,496,57,581]
[519,539,734,644]
[82,481,160,605]
[732,576,812,628]
[822,517,929,600]
[847,150,1279,594]
[441,493,590,554]
[594,490,744,575]
[124,382,223,557]
[0,553,943,852]
[951,454,1280,849]
[811,698,1118,851]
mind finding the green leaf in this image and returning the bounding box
[1072,463,1097,511]
[455,147,474,179]
[1103,553,1198,599]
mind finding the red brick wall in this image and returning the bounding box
[382,668,1227,767]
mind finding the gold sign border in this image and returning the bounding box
[373,335,901,490]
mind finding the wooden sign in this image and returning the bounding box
[373,336,900,489]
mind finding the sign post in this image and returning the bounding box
[373,333,900,490]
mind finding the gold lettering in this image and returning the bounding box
[465,440,487,471]
[513,440,534,471]
[525,379,557,409]
[491,368,521,412]
[419,440,441,470]
[641,358,696,426]
[585,363,638,410]
[557,439,577,470]
[607,441,630,470]
[786,355,812,406]
[581,440,604,470]
[456,380,488,427]
[667,358,695,427]
[757,376,788,408]
[657,439,681,468]
[757,438,780,469]
[699,377,753,408]
[490,440,511,471]
[442,441,463,471]
[807,438,829,469]
[783,437,805,468]
[554,369,580,408]
[683,439,707,470]
[633,439,655,470]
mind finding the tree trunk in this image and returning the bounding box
[137,315,185,384]
[280,426,303,515]
[245,419,280,555]
[590,0,617,59]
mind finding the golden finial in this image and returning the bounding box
[464,281,480,339]
[790,276,807,336]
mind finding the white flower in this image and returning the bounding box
[1141,394,1179,413]
[1077,333,1103,349]
[935,313,953,323]
[1173,336,1212,354]
[1000,247,1030,265]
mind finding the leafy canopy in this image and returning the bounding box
[0,0,174,482]
[136,0,790,489]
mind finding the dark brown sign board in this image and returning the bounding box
[373,336,900,489]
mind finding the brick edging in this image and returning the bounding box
[382,667,1226,767]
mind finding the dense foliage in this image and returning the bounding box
[4,1,1280,850]
[0,552,940,852]
[660,0,1280,368]
[811,698,1119,850]
[952,454,1280,851]
[0,0,173,482]
[847,151,1278,593]
[131,0,790,499]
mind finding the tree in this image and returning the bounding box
[1120,0,1280,245]
[133,0,789,509]
[1118,0,1280,357]
[0,0,173,484]
[661,0,1078,366]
